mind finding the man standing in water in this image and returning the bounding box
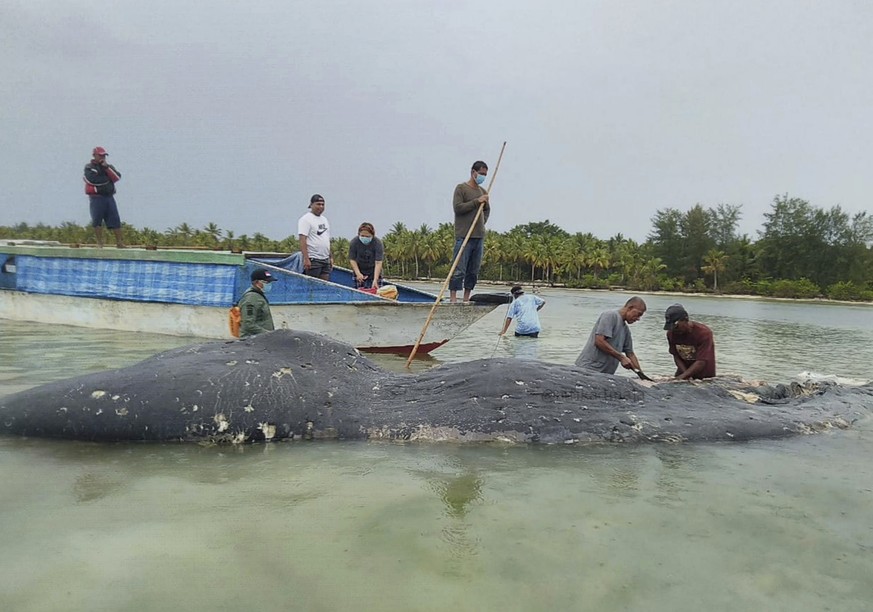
[664,303,717,379]
[83,146,123,248]
[499,285,546,337]
[575,297,647,374]
[450,160,490,303]
[298,194,332,281]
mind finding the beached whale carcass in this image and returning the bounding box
[1,330,871,444]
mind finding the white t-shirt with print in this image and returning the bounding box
[297,212,331,260]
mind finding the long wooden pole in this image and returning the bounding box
[405,141,507,367]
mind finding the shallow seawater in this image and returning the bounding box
[1,289,872,611]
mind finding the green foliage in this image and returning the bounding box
[580,274,608,289]
[767,278,821,299]
[722,278,757,296]
[826,281,869,301]
[2,202,871,303]
[658,277,679,292]
[757,195,873,289]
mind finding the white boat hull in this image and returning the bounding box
[0,291,495,354]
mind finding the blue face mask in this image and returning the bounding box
[359,236,373,245]
[475,174,486,186]
[261,282,273,294]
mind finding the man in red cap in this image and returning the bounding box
[83,146,123,248]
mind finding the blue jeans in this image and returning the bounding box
[449,238,484,292]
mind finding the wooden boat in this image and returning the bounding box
[0,242,501,355]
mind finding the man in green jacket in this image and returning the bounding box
[239,269,276,337]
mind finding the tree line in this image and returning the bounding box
[3,194,872,301]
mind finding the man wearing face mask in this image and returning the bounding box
[450,160,490,303]
[238,269,276,337]
[348,222,384,289]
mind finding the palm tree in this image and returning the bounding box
[586,247,610,280]
[639,257,667,290]
[331,237,350,267]
[223,230,236,251]
[419,232,442,278]
[202,222,223,247]
[503,232,527,279]
[251,233,273,251]
[702,249,729,291]
[175,223,193,243]
[544,235,567,284]
[409,224,432,278]
[558,237,583,282]
[141,227,162,247]
[383,223,412,277]
[523,236,549,281]
[483,231,504,280]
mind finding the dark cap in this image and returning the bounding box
[93,146,108,156]
[309,194,325,206]
[510,285,524,297]
[664,303,689,330]
[251,270,275,283]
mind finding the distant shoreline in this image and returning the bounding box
[406,278,873,307]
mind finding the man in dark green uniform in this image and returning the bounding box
[239,269,276,337]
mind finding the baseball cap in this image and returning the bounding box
[510,285,524,297]
[93,146,108,156]
[664,303,689,330]
[309,194,325,207]
[251,270,276,282]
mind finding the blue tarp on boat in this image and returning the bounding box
[16,256,236,307]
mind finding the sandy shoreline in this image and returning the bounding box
[409,277,873,307]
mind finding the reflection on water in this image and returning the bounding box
[1,292,873,611]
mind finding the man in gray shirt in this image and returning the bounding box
[449,160,490,303]
[575,297,647,374]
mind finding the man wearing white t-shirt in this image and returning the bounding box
[298,194,332,280]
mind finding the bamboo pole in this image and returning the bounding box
[404,141,507,366]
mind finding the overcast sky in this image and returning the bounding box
[2,0,871,243]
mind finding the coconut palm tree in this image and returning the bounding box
[639,257,667,291]
[223,230,236,251]
[251,233,273,251]
[409,224,432,278]
[202,222,222,247]
[585,246,610,280]
[702,249,729,291]
[503,231,527,279]
[174,223,193,244]
[523,235,549,281]
[419,232,442,278]
[483,230,504,280]
[331,237,350,267]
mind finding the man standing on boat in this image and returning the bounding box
[450,161,490,303]
[239,270,276,337]
[575,297,647,374]
[664,303,717,379]
[83,146,123,248]
[298,194,332,281]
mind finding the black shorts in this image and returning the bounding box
[306,258,332,278]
